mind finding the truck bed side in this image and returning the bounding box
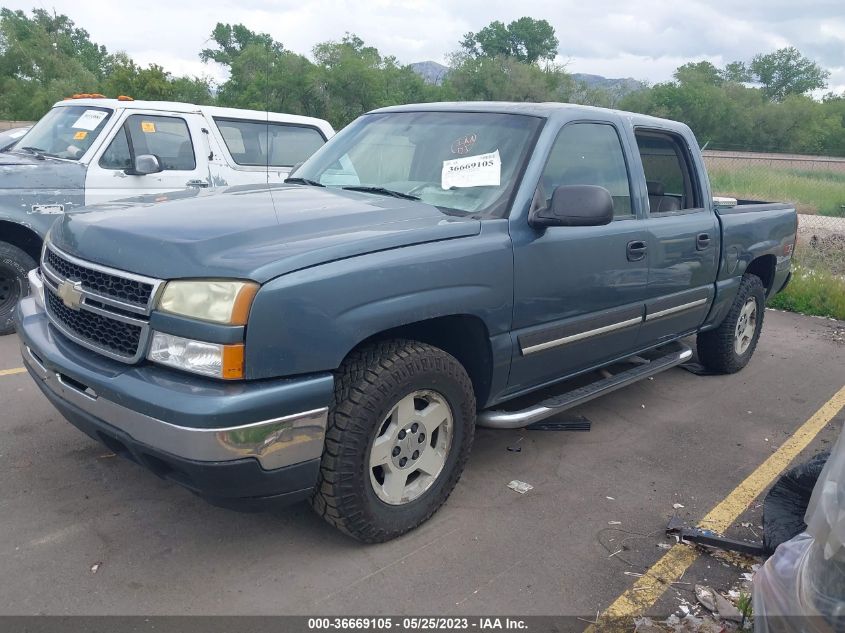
[701,201,797,331]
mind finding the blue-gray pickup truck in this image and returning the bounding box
[15,102,797,542]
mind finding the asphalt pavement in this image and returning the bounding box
[0,309,842,617]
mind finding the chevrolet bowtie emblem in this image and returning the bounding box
[57,279,84,311]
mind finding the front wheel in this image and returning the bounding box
[311,339,476,543]
[0,241,36,336]
[696,273,766,374]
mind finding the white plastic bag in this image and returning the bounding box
[754,428,845,632]
[806,427,845,560]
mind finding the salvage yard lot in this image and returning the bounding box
[0,309,843,619]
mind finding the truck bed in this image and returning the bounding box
[715,199,795,215]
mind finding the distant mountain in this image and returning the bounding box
[409,61,449,85]
[409,61,645,97]
[571,73,645,95]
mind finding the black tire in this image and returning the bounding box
[311,339,476,543]
[0,241,36,336]
[696,273,766,374]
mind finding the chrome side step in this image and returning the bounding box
[477,342,693,429]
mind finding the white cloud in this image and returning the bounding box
[4,0,843,93]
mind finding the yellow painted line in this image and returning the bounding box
[0,367,26,377]
[587,384,845,631]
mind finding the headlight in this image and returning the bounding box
[148,332,244,380]
[157,280,258,325]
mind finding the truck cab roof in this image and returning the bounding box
[371,101,694,137]
[52,98,335,137]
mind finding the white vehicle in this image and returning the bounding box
[0,97,334,334]
[0,126,31,151]
[6,97,335,206]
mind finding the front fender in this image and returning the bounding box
[245,220,514,380]
[0,160,87,239]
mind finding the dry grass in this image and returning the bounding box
[768,240,845,321]
[707,164,845,217]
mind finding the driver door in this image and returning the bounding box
[506,121,650,394]
[84,111,209,205]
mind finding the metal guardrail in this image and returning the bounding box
[0,120,35,131]
[703,150,845,173]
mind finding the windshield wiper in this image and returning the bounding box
[284,177,324,187]
[19,146,47,160]
[341,186,420,201]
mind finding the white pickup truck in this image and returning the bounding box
[0,97,335,333]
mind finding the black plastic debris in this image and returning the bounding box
[666,516,768,556]
[763,452,830,554]
[665,452,831,558]
[526,415,591,432]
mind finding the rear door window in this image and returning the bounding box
[634,130,702,213]
[214,119,326,167]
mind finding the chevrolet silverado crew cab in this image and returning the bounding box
[15,102,797,543]
[0,97,334,334]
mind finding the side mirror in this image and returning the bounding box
[125,154,162,176]
[530,185,614,228]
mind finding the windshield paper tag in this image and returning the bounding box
[72,110,108,131]
[442,150,501,189]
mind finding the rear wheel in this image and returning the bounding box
[0,242,36,335]
[696,273,766,374]
[311,339,476,543]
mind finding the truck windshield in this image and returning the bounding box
[293,111,542,216]
[12,105,112,160]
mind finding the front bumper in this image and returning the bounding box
[15,295,334,508]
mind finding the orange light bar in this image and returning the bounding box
[64,93,135,101]
[221,344,245,380]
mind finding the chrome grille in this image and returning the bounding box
[45,286,142,358]
[45,248,153,308]
[41,245,163,363]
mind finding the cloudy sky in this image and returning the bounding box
[6,0,845,93]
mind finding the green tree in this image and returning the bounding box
[444,53,572,102]
[722,61,751,83]
[101,53,213,103]
[460,18,559,64]
[201,23,325,116]
[750,47,829,101]
[0,8,103,118]
[617,52,845,156]
[674,61,723,86]
[200,23,281,66]
[311,34,435,126]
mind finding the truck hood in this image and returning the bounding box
[0,151,86,195]
[48,185,482,282]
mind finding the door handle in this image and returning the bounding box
[186,179,209,188]
[696,233,711,250]
[627,240,648,262]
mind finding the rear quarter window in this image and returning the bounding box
[214,118,326,167]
